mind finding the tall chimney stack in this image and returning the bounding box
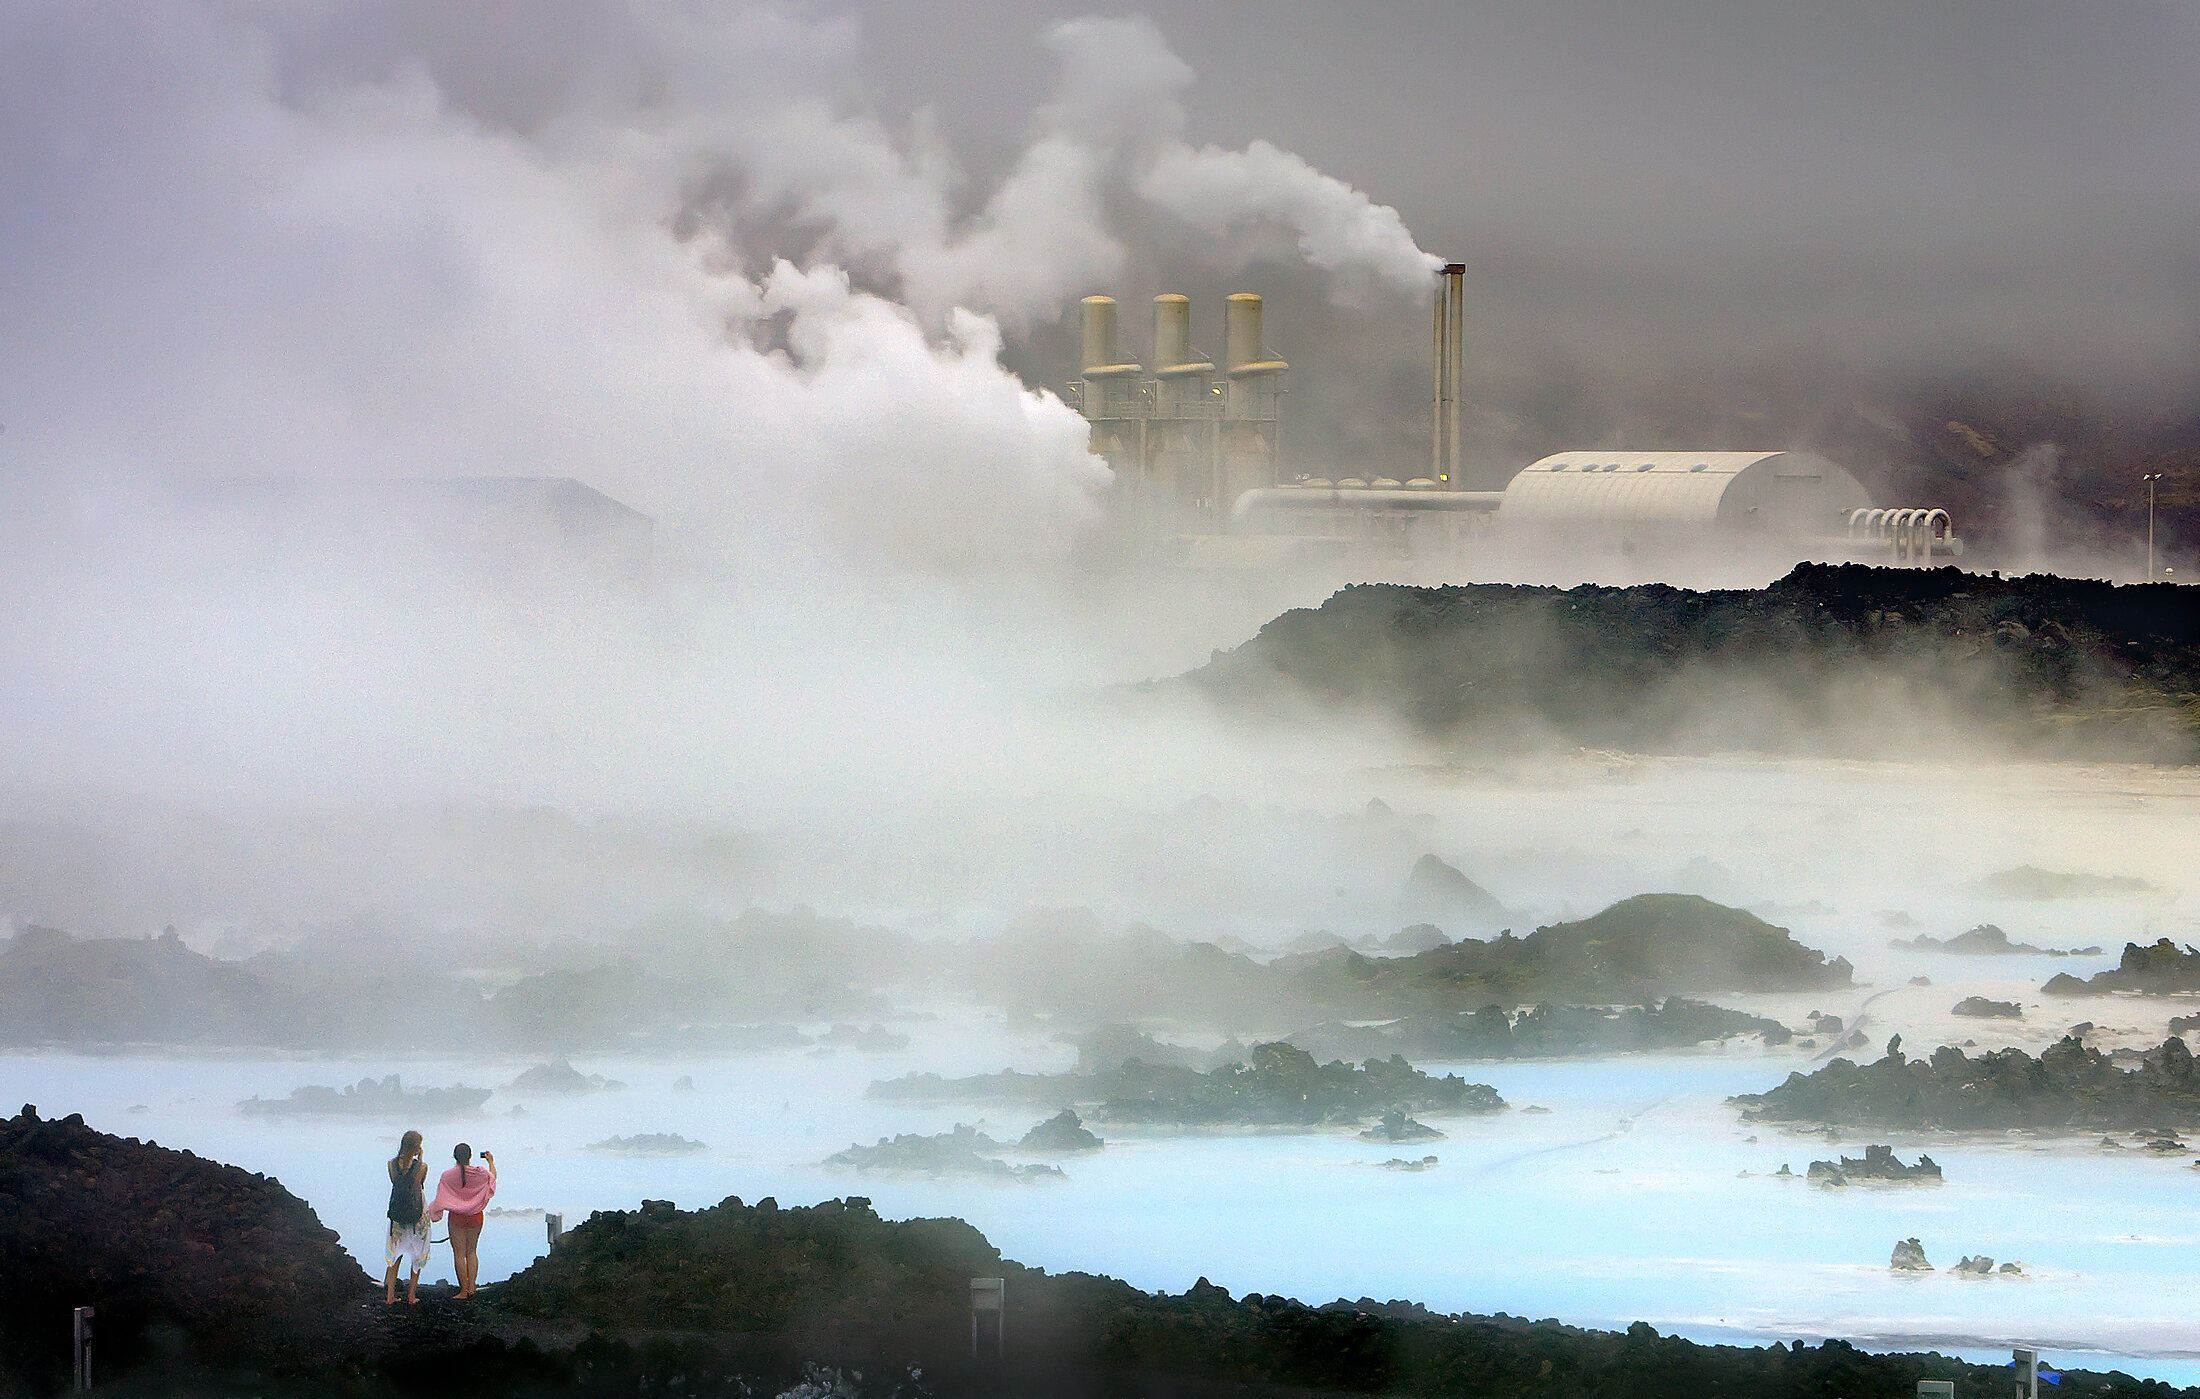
[1432,263,1465,486]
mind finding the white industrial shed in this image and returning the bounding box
[1498,451,1873,537]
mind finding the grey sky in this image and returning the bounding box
[858,0,2200,378]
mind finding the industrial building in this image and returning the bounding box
[1070,266,1962,567]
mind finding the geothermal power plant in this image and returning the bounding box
[1071,265,1965,569]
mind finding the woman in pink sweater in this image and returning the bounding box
[427,1142,497,1298]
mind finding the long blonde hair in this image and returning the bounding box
[394,1129,423,1171]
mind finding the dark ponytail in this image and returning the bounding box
[454,1142,472,1185]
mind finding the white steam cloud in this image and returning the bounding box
[0,2,1440,822]
[0,4,1434,570]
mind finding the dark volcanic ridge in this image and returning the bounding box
[1168,563,2200,760]
[7,1104,2195,1399]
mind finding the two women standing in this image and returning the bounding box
[383,1132,498,1303]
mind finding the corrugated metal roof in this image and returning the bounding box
[1497,451,1845,526]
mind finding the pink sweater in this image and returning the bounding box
[428,1162,497,1220]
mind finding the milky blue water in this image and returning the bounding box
[11,1029,2200,1385]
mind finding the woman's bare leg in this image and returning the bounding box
[384,1258,399,1304]
[453,1224,482,1297]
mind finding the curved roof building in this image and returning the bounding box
[1497,451,1872,536]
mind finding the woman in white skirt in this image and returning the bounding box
[383,1129,430,1305]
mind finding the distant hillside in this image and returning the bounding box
[1172,564,2199,760]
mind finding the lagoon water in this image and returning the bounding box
[9,754,2200,1382]
[10,1032,2200,1384]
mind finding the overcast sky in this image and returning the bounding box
[870,0,2200,378]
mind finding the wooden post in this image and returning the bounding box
[969,1277,1004,1359]
[72,1306,94,1391]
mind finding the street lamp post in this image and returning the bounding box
[2142,473,2164,580]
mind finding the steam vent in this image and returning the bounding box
[1068,293,1287,540]
[1071,266,1964,568]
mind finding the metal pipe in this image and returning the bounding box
[1431,276,1447,484]
[1444,263,1464,488]
[1230,486,1504,527]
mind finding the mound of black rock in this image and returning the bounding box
[0,1105,370,1390]
[1889,924,2100,957]
[238,1074,492,1118]
[506,1057,624,1093]
[2045,939,2200,996]
[1174,564,2200,761]
[823,1125,1063,1181]
[1358,1110,1446,1143]
[1289,996,1792,1063]
[872,1041,1503,1127]
[590,1133,706,1154]
[1807,1146,1942,1185]
[1017,1108,1103,1152]
[1733,1035,2200,1131]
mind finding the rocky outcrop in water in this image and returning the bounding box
[818,1023,911,1052]
[1889,925,2100,956]
[1807,1146,1942,1185]
[1017,1108,1103,1152]
[1975,866,2155,900]
[1289,996,1791,1064]
[1951,997,2022,1018]
[1733,1035,2200,1131]
[590,1133,705,1154]
[2041,940,2200,996]
[823,1125,1063,1181]
[1890,1238,1933,1270]
[1072,1023,1211,1073]
[0,924,485,1050]
[873,1041,1503,1128]
[238,1074,492,1118]
[506,1057,624,1093]
[977,895,1848,1031]
[1358,1110,1445,1143]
